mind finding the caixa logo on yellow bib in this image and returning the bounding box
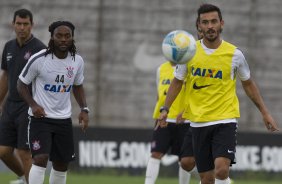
[191,67,223,79]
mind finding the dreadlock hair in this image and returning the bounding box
[45,21,77,60]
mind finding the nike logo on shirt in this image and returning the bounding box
[228,149,234,154]
[193,82,211,90]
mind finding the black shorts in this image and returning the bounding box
[151,121,190,157]
[191,123,237,173]
[0,100,29,149]
[179,125,193,158]
[29,117,75,163]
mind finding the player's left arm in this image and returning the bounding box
[235,48,279,132]
[241,79,279,132]
[73,84,89,132]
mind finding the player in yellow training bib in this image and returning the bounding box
[144,61,195,184]
[158,3,279,184]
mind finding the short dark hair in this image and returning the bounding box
[196,17,200,31]
[13,9,33,24]
[197,4,222,21]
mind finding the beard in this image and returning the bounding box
[203,28,221,42]
[54,44,70,53]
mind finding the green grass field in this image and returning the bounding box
[1,172,282,184]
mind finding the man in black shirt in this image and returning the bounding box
[0,9,45,184]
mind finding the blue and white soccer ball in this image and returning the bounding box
[162,30,196,64]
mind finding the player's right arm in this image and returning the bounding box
[17,80,46,118]
[0,45,8,110]
[157,64,187,127]
[17,55,46,118]
[158,77,183,127]
[0,70,8,107]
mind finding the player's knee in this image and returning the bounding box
[214,166,229,179]
[199,172,214,184]
[214,157,230,179]
[52,161,69,172]
[180,157,195,171]
[19,155,32,166]
[200,178,214,184]
[33,154,49,168]
[0,146,13,158]
[16,149,31,159]
[150,152,163,159]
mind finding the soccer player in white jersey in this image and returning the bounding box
[17,21,89,184]
[158,4,279,184]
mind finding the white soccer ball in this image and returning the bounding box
[162,30,196,64]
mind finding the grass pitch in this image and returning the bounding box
[1,172,282,184]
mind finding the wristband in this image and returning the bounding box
[81,107,90,113]
[160,106,169,113]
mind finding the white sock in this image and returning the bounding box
[178,164,191,184]
[49,167,67,184]
[19,175,27,184]
[215,177,231,184]
[29,164,46,184]
[144,157,161,184]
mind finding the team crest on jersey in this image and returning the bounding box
[24,51,32,60]
[32,140,41,150]
[66,66,74,78]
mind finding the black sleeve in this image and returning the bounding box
[36,38,47,51]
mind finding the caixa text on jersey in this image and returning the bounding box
[44,84,72,93]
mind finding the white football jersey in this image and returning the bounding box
[19,49,84,119]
